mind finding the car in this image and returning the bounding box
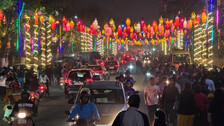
[70,81,128,126]
[64,69,94,94]
[104,60,119,74]
[143,56,151,67]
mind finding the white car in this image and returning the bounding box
[70,81,128,126]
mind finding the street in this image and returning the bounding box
[0,74,148,126]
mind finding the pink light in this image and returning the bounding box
[217,0,219,30]
[24,25,27,55]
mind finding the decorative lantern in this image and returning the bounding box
[93,18,98,30]
[136,23,141,33]
[166,19,170,30]
[70,20,74,30]
[183,19,187,28]
[126,18,131,27]
[202,10,207,23]
[109,19,115,27]
[196,14,200,24]
[130,27,134,33]
[34,12,38,25]
[147,24,151,32]
[191,12,196,20]
[159,16,163,25]
[141,19,145,28]
[49,15,53,23]
[175,15,179,28]
[66,22,70,31]
[118,25,122,35]
[40,15,45,24]
[0,9,3,20]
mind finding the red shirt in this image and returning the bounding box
[194,93,208,112]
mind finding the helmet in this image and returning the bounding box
[80,88,91,99]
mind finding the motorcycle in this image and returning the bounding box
[65,111,96,126]
[11,111,34,126]
[29,91,40,106]
[38,83,47,99]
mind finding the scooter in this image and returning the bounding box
[30,91,40,106]
[38,83,47,99]
[65,111,96,126]
[11,111,34,126]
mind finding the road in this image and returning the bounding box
[0,73,149,126]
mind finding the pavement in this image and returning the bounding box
[0,73,148,126]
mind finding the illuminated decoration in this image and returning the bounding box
[201,22,207,64]
[93,18,98,30]
[24,15,32,70]
[46,20,52,65]
[17,1,25,56]
[207,0,214,70]
[33,12,39,72]
[164,40,167,55]
[88,33,93,51]
[193,24,202,63]
[40,19,46,68]
[112,40,117,56]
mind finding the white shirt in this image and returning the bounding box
[0,76,6,87]
[122,107,144,126]
[39,74,49,83]
[205,79,216,91]
[144,85,160,106]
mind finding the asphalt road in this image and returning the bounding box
[0,73,149,126]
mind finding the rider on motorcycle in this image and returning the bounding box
[124,70,134,82]
[39,72,50,95]
[9,91,38,124]
[66,88,100,125]
[124,81,136,96]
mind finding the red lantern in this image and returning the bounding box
[118,25,122,36]
[126,27,131,34]
[77,18,82,25]
[175,15,179,28]
[196,14,200,24]
[0,9,3,20]
[141,19,145,28]
[66,22,71,31]
[77,24,80,31]
[34,12,38,25]
[62,16,66,26]
[126,18,131,27]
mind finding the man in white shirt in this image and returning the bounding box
[144,77,160,125]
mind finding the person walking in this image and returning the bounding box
[177,83,196,126]
[0,74,7,103]
[161,78,179,126]
[144,77,161,125]
[112,94,149,126]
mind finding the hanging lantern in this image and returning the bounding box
[34,12,38,25]
[183,19,187,28]
[147,24,151,32]
[169,19,173,26]
[159,16,163,25]
[152,20,157,32]
[62,16,66,26]
[171,24,175,32]
[66,21,71,31]
[49,15,53,23]
[126,18,131,27]
[166,19,170,30]
[141,19,145,28]
[175,15,179,28]
[93,18,98,30]
[196,14,200,24]
[189,19,193,29]
[136,23,141,33]
[3,15,6,24]
[202,10,207,23]
[191,12,196,20]
[130,27,134,33]
[109,19,115,27]
[0,9,3,20]
[70,20,74,30]
[51,18,56,30]
[40,15,45,24]
[118,25,122,35]
[121,23,125,30]
[77,18,82,25]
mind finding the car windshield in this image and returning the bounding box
[88,66,102,70]
[77,89,125,104]
[68,70,91,81]
[105,61,118,65]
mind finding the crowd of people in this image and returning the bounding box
[143,60,224,126]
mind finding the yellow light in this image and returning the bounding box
[25,15,31,70]
[41,21,46,68]
[46,21,52,65]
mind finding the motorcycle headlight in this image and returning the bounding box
[148,60,150,63]
[129,65,134,69]
[144,61,146,63]
[146,72,151,77]
[18,113,26,119]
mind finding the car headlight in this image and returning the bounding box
[148,60,150,63]
[18,113,26,119]
[144,61,146,63]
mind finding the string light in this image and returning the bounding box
[33,12,39,72]
[25,14,31,70]
[201,23,207,65]
[194,24,202,63]
[46,21,52,65]
[41,21,46,68]
[207,10,214,70]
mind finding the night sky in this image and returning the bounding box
[67,0,161,26]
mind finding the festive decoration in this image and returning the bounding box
[41,19,46,68]
[46,19,52,65]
